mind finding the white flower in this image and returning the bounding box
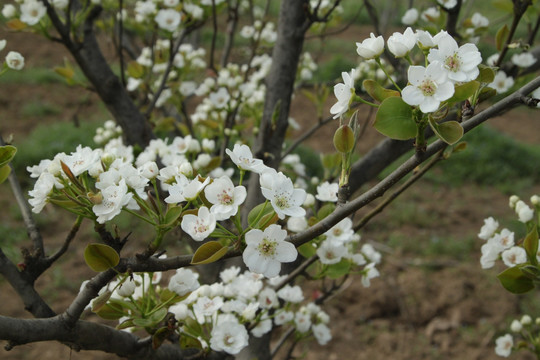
[361,243,382,264]
[63,145,101,177]
[276,284,304,303]
[515,200,534,223]
[421,7,440,22]
[316,181,339,202]
[488,71,514,94]
[225,144,266,173]
[402,62,455,113]
[511,53,537,68]
[251,317,272,337]
[258,288,278,309]
[274,310,294,325]
[387,27,416,58]
[330,69,356,119]
[243,224,298,278]
[495,334,513,357]
[480,242,500,269]
[155,9,181,32]
[169,303,191,321]
[181,206,216,241]
[312,323,332,345]
[510,319,522,332]
[361,263,380,287]
[416,30,435,49]
[501,246,527,267]
[317,240,347,264]
[356,33,385,60]
[471,12,489,28]
[261,172,306,219]
[220,266,241,283]
[521,315,532,325]
[193,296,224,324]
[427,33,482,83]
[401,8,418,25]
[2,4,16,18]
[437,0,457,9]
[163,0,179,6]
[116,276,137,297]
[325,218,355,244]
[20,0,46,26]
[478,217,499,240]
[93,179,133,223]
[5,51,24,70]
[209,87,230,109]
[287,216,308,233]
[210,321,248,355]
[204,176,247,220]
[28,172,57,213]
[168,268,200,296]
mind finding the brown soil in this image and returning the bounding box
[1,29,540,360]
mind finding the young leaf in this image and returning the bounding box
[0,145,17,168]
[447,81,480,104]
[247,202,273,227]
[496,24,509,51]
[191,241,228,265]
[163,205,183,227]
[362,79,400,102]
[477,65,496,84]
[497,265,535,294]
[326,259,351,279]
[373,97,416,140]
[523,227,539,266]
[429,120,464,145]
[84,243,120,272]
[298,241,317,258]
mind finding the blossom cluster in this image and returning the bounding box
[478,194,538,269]
[494,314,540,358]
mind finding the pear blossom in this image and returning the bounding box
[312,323,332,345]
[316,240,347,264]
[209,87,230,109]
[168,268,200,296]
[225,144,267,173]
[204,176,246,220]
[155,9,181,32]
[251,317,273,337]
[402,62,455,113]
[261,172,306,219]
[521,315,532,325]
[488,71,514,94]
[243,224,298,278]
[20,0,47,25]
[28,172,59,213]
[361,263,380,287]
[401,8,419,25]
[471,12,489,28]
[5,51,24,70]
[501,246,527,267]
[421,7,440,22]
[427,33,482,83]
[387,27,416,58]
[478,217,499,240]
[276,284,304,303]
[515,200,534,223]
[325,218,355,244]
[274,309,294,325]
[316,181,339,202]
[361,243,382,264]
[181,206,216,241]
[210,321,248,354]
[356,33,384,60]
[511,52,537,68]
[330,69,356,119]
[294,311,312,333]
[2,4,16,18]
[92,179,134,223]
[437,0,457,9]
[287,216,308,233]
[495,334,513,357]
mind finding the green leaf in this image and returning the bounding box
[326,259,351,279]
[497,265,535,294]
[117,318,135,330]
[298,241,317,258]
[95,302,125,320]
[150,307,168,323]
[191,241,228,265]
[362,79,400,102]
[429,120,464,145]
[91,290,113,313]
[0,165,11,185]
[523,227,539,266]
[0,145,17,168]
[152,327,171,350]
[84,243,120,272]
[373,97,416,140]
[496,24,509,51]
[317,203,336,220]
[163,205,183,227]
[248,202,274,227]
[477,65,496,84]
[447,81,480,104]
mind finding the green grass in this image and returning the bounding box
[0,67,62,85]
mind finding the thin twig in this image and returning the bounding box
[270,327,295,358]
[44,216,83,265]
[0,135,44,256]
[495,0,532,68]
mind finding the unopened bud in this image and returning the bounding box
[531,195,539,206]
[509,195,520,209]
[333,124,355,153]
[180,162,193,177]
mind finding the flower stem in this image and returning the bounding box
[375,58,401,92]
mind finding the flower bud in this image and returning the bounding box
[180,162,193,177]
[303,193,315,207]
[333,124,355,153]
[521,315,532,325]
[530,195,539,206]
[510,319,522,332]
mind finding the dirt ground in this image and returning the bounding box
[1,27,540,360]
